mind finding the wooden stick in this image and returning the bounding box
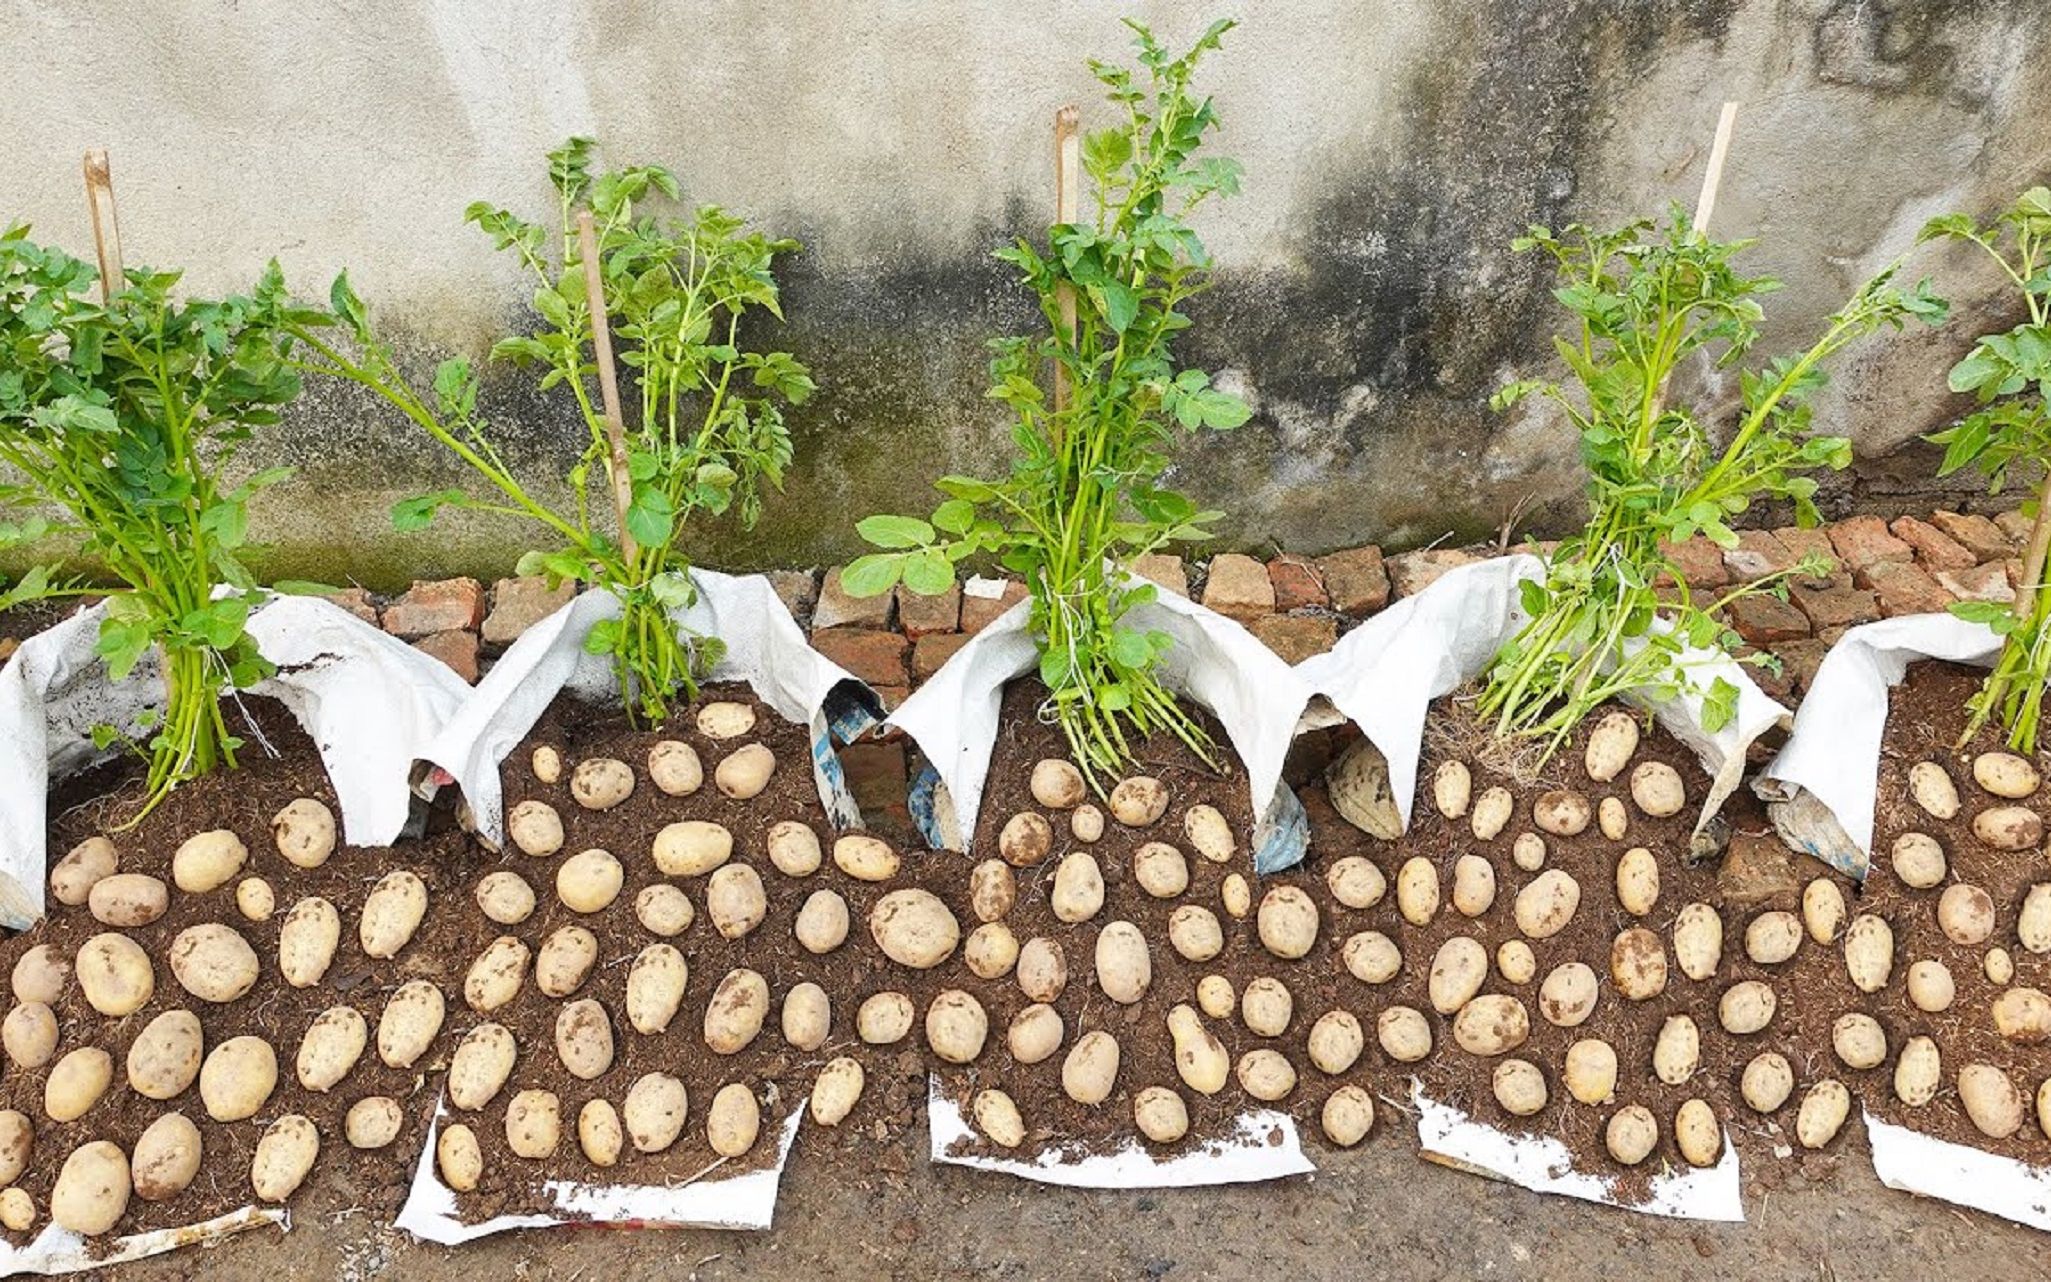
[82,149,124,302]
[576,210,639,563]
[1691,101,1739,236]
[1052,104,1080,415]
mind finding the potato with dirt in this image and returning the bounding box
[1095,921,1153,1003]
[1433,760,1472,818]
[1672,902,1724,981]
[1051,852,1105,923]
[925,989,989,1064]
[1168,1004,1228,1094]
[1831,1013,1887,1070]
[834,832,901,881]
[200,1035,278,1121]
[1674,1098,1721,1167]
[1906,959,1955,1013]
[1973,805,2041,851]
[1031,758,1085,809]
[1605,1105,1658,1165]
[1429,936,1489,1014]
[17,943,72,1006]
[795,890,851,955]
[636,884,696,937]
[3,1002,57,1070]
[1583,711,1640,782]
[1532,789,1590,837]
[1844,914,1894,993]
[572,757,636,809]
[0,1111,32,1186]
[1890,832,1946,888]
[1609,927,1667,1001]
[1993,986,2051,1043]
[272,798,336,869]
[1396,857,1439,926]
[1134,1087,1190,1143]
[1741,1052,1794,1113]
[556,998,616,1080]
[438,1124,483,1191]
[1378,1006,1433,1063]
[1241,976,1294,1037]
[509,799,566,858]
[716,745,777,800]
[448,1023,517,1111]
[377,980,446,1069]
[1009,1004,1065,1065]
[50,836,117,906]
[557,850,624,915]
[1062,1030,1121,1105]
[627,945,689,1035]
[782,982,831,1051]
[810,1058,866,1126]
[1183,804,1235,863]
[465,935,533,1011]
[536,926,598,998]
[50,1140,129,1236]
[1342,931,1402,985]
[1937,883,1996,945]
[361,870,430,957]
[655,820,732,877]
[1719,980,1777,1035]
[132,1113,201,1201]
[171,922,261,1003]
[707,863,768,940]
[1326,856,1385,910]
[1538,962,1597,1028]
[252,1114,320,1202]
[1802,879,1846,944]
[708,1083,762,1157]
[969,859,1017,923]
[1493,1059,1548,1116]
[579,1100,624,1166]
[1470,787,1513,841]
[648,740,704,796]
[1307,1010,1365,1074]
[295,1005,368,1092]
[346,1097,404,1150]
[88,872,168,927]
[973,1089,1026,1148]
[1236,1048,1298,1101]
[1514,869,1580,940]
[1256,885,1319,959]
[1959,1063,2024,1138]
[1614,848,1659,917]
[1565,1038,1618,1105]
[1322,1085,1375,1147]
[1451,854,1497,917]
[1016,937,1067,1002]
[704,968,771,1054]
[44,1047,112,1122]
[476,871,537,925]
[505,1089,562,1160]
[1133,842,1189,899]
[1109,776,1170,826]
[173,829,248,892]
[1908,761,1960,819]
[870,889,961,967]
[277,897,341,989]
[1895,1036,1941,1106]
[1629,761,1685,818]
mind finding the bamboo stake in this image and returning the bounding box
[576,210,639,563]
[1052,104,1081,416]
[1691,101,1740,234]
[82,149,124,302]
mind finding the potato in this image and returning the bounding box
[1609,927,1667,1001]
[250,1114,320,1203]
[1907,959,1955,1013]
[1031,758,1086,809]
[707,1083,762,1158]
[1167,1005,1228,1094]
[626,945,689,1036]
[1050,853,1105,923]
[571,756,636,809]
[1938,882,1996,945]
[1653,1014,1700,1085]
[1537,962,1597,1028]
[1256,886,1319,959]
[1241,976,1295,1037]
[2021,883,2051,955]
[236,877,276,923]
[1009,1003,1066,1065]
[1432,760,1472,819]
[1628,761,1685,818]
[1177,804,1233,863]
[1802,878,1846,945]
[781,983,830,1052]
[437,1124,483,1192]
[377,980,446,1069]
[504,1089,560,1160]
[1468,785,1514,842]
[1089,921,1152,1004]
[1396,857,1439,926]
[835,832,902,881]
[1908,761,1960,820]
[1197,976,1236,1019]
[1511,832,1547,872]
[1451,854,1497,917]
[1605,1105,1658,1166]
[74,934,147,1016]
[706,863,767,940]
[1669,901,1723,983]
[704,968,770,1054]
[1321,1085,1376,1147]
[88,872,167,927]
[1832,1012,1887,1070]
[1745,911,1802,965]
[1974,805,2041,851]
[697,700,757,740]
[1960,1063,2024,1139]
[172,828,248,893]
[277,896,340,989]
[624,1072,689,1153]
[972,1088,1026,1148]
[132,1113,201,1201]
[345,1097,403,1150]
[1598,797,1629,841]
[3,1002,56,1070]
[795,890,851,955]
[1377,1006,1433,1063]
[50,1141,128,1236]
[1109,776,1170,827]
[1134,1086,1190,1143]
[1614,847,1659,917]
[448,1024,517,1112]
[1237,1048,1299,1101]
[295,1005,367,1092]
[969,859,1017,923]
[2040,1079,2051,1142]
[1532,789,1590,837]
[1493,1058,1548,1117]
[1564,1038,1618,1104]
[1325,739,1404,839]
[1844,914,1894,993]
[1742,1051,1794,1112]
[578,1099,624,1166]
[1894,1035,1941,1106]
[1429,937,1489,1014]
[1326,856,1385,910]
[51,836,117,906]
[1975,749,2041,798]
[870,889,961,968]
[1675,1098,1721,1167]
[810,1057,866,1127]
[1719,980,1777,1035]
[556,998,615,1079]
[1133,842,1190,899]
[1167,906,1223,963]
[171,922,260,1003]
[1496,940,1536,985]
[1307,1010,1365,1074]
[1890,832,1947,889]
[1583,710,1640,783]
[475,871,536,925]
[1071,804,1106,842]
[45,1047,112,1122]
[715,745,777,800]
[1994,986,2051,1043]
[537,926,598,998]
[1453,994,1529,1056]
[464,935,531,1012]
[647,739,704,796]
[530,744,564,784]
[1342,931,1402,985]
[200,1035,278,1121]
[16,944,71,1005]
[355,869,428,958]
[1987,947,2016,983]
[1221,873,1252,919]
[635,883,695,937]
[1514,869,1580,940]
[925,989,989,1064]
[1017,937,1068,1002]
[1062,1030,1120,1105]
[655,820,733,877]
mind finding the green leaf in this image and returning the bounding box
[901,549,955,596]
[840,553,905,598]
[271,579,342,597]
[624,486,676,549]
[855,514,935,550]
[392,489,468,532]
[931,498,976,535]
[1701,676,1739,734]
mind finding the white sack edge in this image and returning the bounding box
[926,1074,1313,1189]
[888,574,1318,860]
[0,596,472,928]
[1295,555,1789,836]
[396,1096,803,1242]
[1413,1084,1744,1222]
[1756,612,1999,878]
[426,569,877,850]
[1864,1107,2051,1232]
[0,1205,282,1277]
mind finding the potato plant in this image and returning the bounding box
[296,139,813,724]
[1920,188,2051,750]
[842,20,1250,787]
[1481,209,1945,753]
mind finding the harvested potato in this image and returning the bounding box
[1974,750,2040,798]
[532,745,563,783]
[708,1083,762,1157]
[1908,761,1960,820]
[1844,914,1894,993]
[437,1124,483,1192]
[1236,1048,1298,1101]
[88,873,167,927]
[1326,856,1386,909]
[973,1089,1026,1148]
[1511,832,1547,872]
[1167,1005,1228,1094]
[626,945,689,1036]
[1597,797,1628,841]
[1470,786,1513,841]
[1133,842,1190,899]
[635,884,695,937]
[1938,882,1996,945]
[277,896,340,989]
[132,1113,201,1200]
[1890,832,1946,889]
[1377,1006,1433,1063]
[704,968,770,1054]
[654,820,732,877]
[1675,1098,1720,1167]
[925,989,989,1064]
[1745,911,1802,965]
[1008,1003,1065,1065]
[171,923,260,1003]
[50,1141,128,1236]
[1895,1035,1941,1106]
[1973,805,2041,851]
[1994,987,2051,1043]
[1017,937,1068,1002]
[1451,854,1497,917]
[1221,873,1252,919]
[1583,710,1640,783]
[995,810,1054,868]
[1062,1030,1120,1105]
[647,739,704,796]
[1183,804,1235,863]
[45,1047,112,1122]
[51,836,117,906]
[1987,947,2016,983]
[1396,857,1439,926]
[1960,1063,2024,1139]
[1256,885,1319,959]
[249,1114,320,1204]
[536,926,598,997]
[1241,976,1294,1037]
[200,1036,278,1121]
[2020,884,2051,954]
[1167,906,1223,963]
[236,877,275,923]
[74,935,147,1016]
[624,1072,689,1153]
[1433,760,1472,819]
[969,859,1017,922]
[1831,1013,1887,1070]
[1496,939,1536,985]
[1741,1051,1794,1112]
[1453,994,1529,1056]
[1532,789,1590,837]
[1719,980,1777,1035]
[377,980,446,1069]
[871,889,961,968]
[1564,1039,1617,1104]
[1514,869,1580,940]
[1493,1058,1548,1116]
[172,829,248,894]
[475,871,536,925]
[1342,931,1402,985]
[1906,959,1955,1013]
[1429,937,1489,1014]
[16,944,70,1005]
[1609,927,1667,1001]
[2040,1079,2051,1142]
[1196,975,1236,1019]
[810,1058,866,1127]
[1802,878,1846,944]
[270,799,335,871]
[508,799,567,858]
[1071,805,1107,842]
[832,834,902,885]
[1322,1085,1376,1147]
[1653,1014,1700,1085]
[1031,758,1086,809]
[752,823,820,882]
[447,1024,516,1111]
[547,850,623,917]
[1628,761,1685,818]
[1672,901,1724,981]
[1605,1106,1658,1166]
[707,863,768,940]
[467,933,538,1010]
[1109,776,1170,826]
[578,1099,623,1166]
[1050,853,1105,923]
[1134,1086,1191,1144]
[556,998,615,1080]
[795,890,851,955]
[1615,847,1658,917]
[1324,739,1404,839]
[1537,962,1597,1028]
[1307,1011,1365,1074]
[295,1005,367,1092]
[345,1097,403,1150]
[359,869,429,958]
[3,1002,56,1070]
[505,1089,561,1160]
[572,757,636,809]
[697,699,757,740]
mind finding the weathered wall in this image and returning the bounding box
[4,0,2048,588]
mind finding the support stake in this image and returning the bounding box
[82,149,124,302]
[1052,104,1081,417]
[576,210,639,563]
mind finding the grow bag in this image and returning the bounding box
[423,569,883,850]
[1863,1107,2051,1233]
[0,595,472,929]
[0,1206,283,1277]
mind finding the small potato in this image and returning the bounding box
[1326,856,1386,909]
[1538,962,1598,1028]
[973,1088,1026,1149]
[1628,761,1685,818]
[624,1072,690,1153]
[556,999,616,1080]
[925,989,989,1064]
[51,836,117,906]
[1109,776,1170,827]
[1451,854,1497,917]
[132,1113,202,1201]
[1719,980,1777,1035]
[475,871,536,925]
[703,968,770,1054]
[1907,959,1955,1013]
[1342,931,1402,985]
[571,756,636,809]
[1987,947,2016,984]
[17,944,71,1005]
[1675,1098,1721,1167]
[1377,1006,1433,1063]
[810,1058,866,1127]
[1322,1085,1376,1147]
[199,1036,278,1122]
[763,820,822,878]
[277,896,341,989]
[2019,883,2051,954]
[45,1047,112,1122]
[1993,986,2051,1044]
[969,859,1017,922]
[1071,804,1106,842]
[836,833,903,881]
[1396,857,1440,926]
[1532,789,1590,837]
[1831,1012,1887,1070]
[1062,1030,1121,1105]
[1798,1081,1851,1148]
[648,739,704,796]
[50,1141,129,1237]
[346,1097,404,1150]
[1742,1051,1795,1113]
[1908,761,1960,820]
[1429,937,1490,1014]
[870,889,961,968]
[1672,901,1724,982]
[1745,911,1803,965]
[1844,914,1894,993]
[532,745,563,783]
[1609,927,1667,1001]
[360,869,429,957]
[1236,1048,1298,1102]
[1008,1003,1065,1065]
[172,828,248,893]
[1496,940,1536,985]
[1134,1086,1190,1144]
[708,1083,762,1158]
[1453,994,1530,1056]
[1583,710,1640,783]
[795,890,852,955]
[1605,1105,1658,1166]
[1256,885,1319,960]
[1307,1010,1365,1074]
[1221,873,1252,919]
[447,1024,516,1111]
[1597,797,1628,841]
[295,1005,368,1092]
[1973,750,2040,798]
[1049,852,1106,924]
[236,877,275,922]
[505,1090,561,1160]
[1614,848,1658,917]
[1514,869,1581,940]
[654,820,733,877]
[1653,1014,1701,1085]
[74,935,148,1016]
[1493,1058,1549,1116]
[170,922,260,1003]
[1168,1004,1229,1094]
[1895,1035,1941,1106]
[250,1115,320,1204]
[1031,758,1086,809]
[1196,975,1236,1019]
[437,1124,483,1192]
[627,945,689,1036]
[2040,1079,2051,1141]
[1802,878,1846,944]
[1890,832,1947,888]
[1433,760,1472,819]
[3,1002,57,1070]
[1180,803,1236,866]
[1959,1063,2024,1139]
[1564,1038,1618,1105]
[635,883,695,937]
[1937,882,1995,945]
[377,980,446,1069]
[1973,805,2041,852]
[579,1100,624,1167]
[1017,937,1068,1003]
[697,700,757,740]
[272,798,337,869]
[707,863,768,940]
[1167,906,1223,963]
[508,800,566,857]
[1242,976,1295,1037]
[1471,785,1514,842]
[1511,832,1547,872]
[88,873,168,927]
[1133,842,1190,899]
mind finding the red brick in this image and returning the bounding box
[1926,510,2010,563]
[1791,578,1880,631]
[1775,639,1831,694]
[412,629,480,683]
[317,588,380,627]
[810,627,909,686]
[1827,515,1913,574]
[1725,594,1811,645]
[960,578,1029,635]
[1130,554,1188,598]
[383,577,485,638]
[839,741,910,837]
[1721,529,1794,582]
[1655,536,1730,590]
[1773,526,1840,586]
[815,566,895,630]
[482,575,574,645]
[1856,559,1953,618]
[912,631,970,682]
[1995,509,2035,548]
[1386,548,1482,598]
[1266,555,1328,612]
[895,581,961,638]
[1889,516,1975,572]
[1935,562,2015,604]
[1316,546,1390,615]
[1736,647,1794,702]
[1201,553,1275,624]
[765,569,819,623]
[1251,614,1337,664]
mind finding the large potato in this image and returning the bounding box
[1844,914,1894,993]
[88,873,168,927]
[1672,901,1724,981]
[1493,1058,1548,1117]
[571,757,636,810]
[1307,1010,1364,1074]
[437,1124,482,1192]
[1061,1030,1120,1104]
[1609,927,1667,1001]
[1095,921,1152,1004]
[1166,906,1223,963]
[448,1023,517,1111]
[795,889,851,955]
[1432,760,1472,819]
[1451,854,1497,917]
[555,998,615,1080]
[16,944,71,1005]
[1831,1012,1887,1070]
[475,870,536,925]
[1718,980,1777,1035]
[579,1099,623,1167]
[537,924,599,997]
[1564,1038,1617,1104]
[1605,1105,1658,1166]
[1959,1063,2024,1139]
[1890,832,1947,888]
[2020,883,2051,954]
[556,850,623,915]
[1017,937,1068,1002]
[1745,911,1803,965]
[1628,761,1685,818]
[1396,857,1439,926]
[1429,936,1489,1014]
[870,889,961,968]
[1973,805,2042,851]
[627,945,689,1035]
[1675,1098,1721,1167]
[766,820,822,877]
[1031,758,1085,809]
[251,1114,319,1203]
[1583,710,1639,783]
[635,884,696,936]
[1134,1086,1191,1144]
[505,1089,561,1160]
[1184,804,1235,862]
[1470,787,1513,842]
[648,739,704,796]
[1256,886,1319,960]
[1377,1006,1433,1063]
[707,863,768,940]
[973,1089,1026,1149]
[1236,1048,1298,1101]
[1051,852,1105,923]
[1452,994,1529,1056]
[1322,1085,1376,1147]
[782,982,831,1051]
[1895,1035,1941,1106]
[1008,1003,1065,1065]
[377,980,446,1069]
[707,1083,762,1157]
[655,821,732,877]
[170,923,260,1003]
[277,897,341,989]
[1802,878,1846,944]
[624,1073,688,1153]
[1614,848,1658,917]
[173,829,248,893]
[50,836,117,906]
[3,1002,57,1070]
[834,832,902,881]
[713,744,777,800]
[45,1047,113,1122]
[969,859,1017,922]
[704,968,770,1054]
[1133,842,1189,899]
[345,1097,404,1150]
[50,1141,128,1236]
[1167,1004,1227,1094]
[810,1057,865,1126]
[1908,761,1959,819]
[295,1005,367,1092]
[1972,750,2040,798]
[1741,1051,1794,1113]
[1937,882,1995,945]
[1532,789,1590,837]
[200,1035,278,1121]
[508,800,565,857]
[697,700,757,739]
[1537,962,1597,1028]
[1342,931,1401,984]
[272,798,336,869]
[1326,856,1386,910]
[1514,869,1580,940]
[1109,776,1169,826]
[74,934,148,1016]
[360,870,429,957]
[464,935,532,1011]
[925,989,989,1064]
[132,1113,201,1201]
[1241,976,1294,1037]
[1653,1014,1700,1085]
[998,813,1053,868]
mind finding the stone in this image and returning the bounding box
[1719,831,1800,908]
[960,578,1028,635]
[1889,516,1975,571]
[1856,559,1953,618]
[810,627,909,687]
[1725,594,1810,645]
[1773,526,1840,586]
[1721,529,1794,582]
[1926,510,2010,563]
[383,577,484,638]
[1774,639,1831,693]
[895,582,961,637]
[482,576,574,645]
[1936,561,2015,604]
[814,567,895,630]
[1739,647,1794,701]
[1791,579,1880,631]
[1386,548,1482,598]
[1655,536,1729,590]
[1994,509,2035,548]
[765,569,819,623]
[1201,553,1275,623]
[1130,554,1188,599]
[1266,556,1328,611]
[413,630,480,683]
[1826,515,1913,574]
[1251,614,1337,664]
[1316,546,1390,615]
[912,632,970,682]
[318,588,379,626]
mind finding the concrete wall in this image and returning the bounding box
[4,0,2048,588]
